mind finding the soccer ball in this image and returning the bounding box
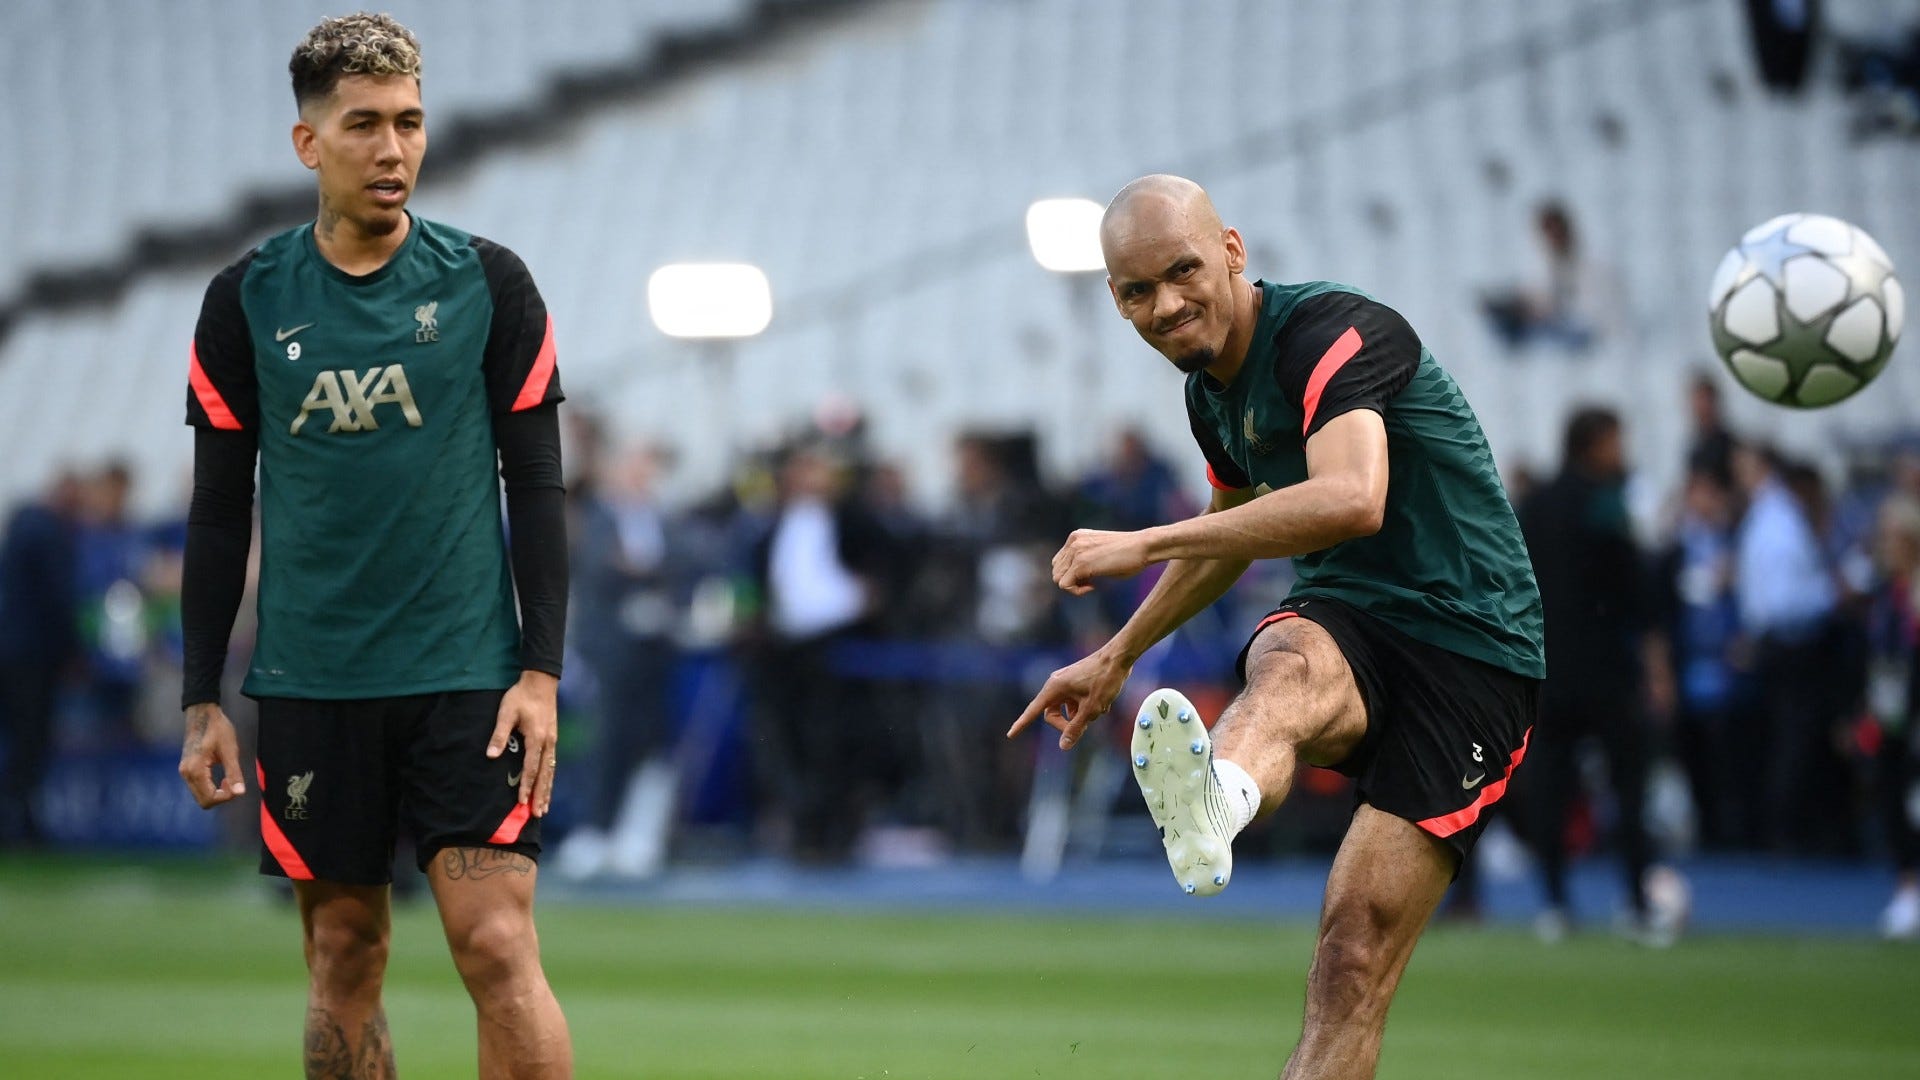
[1708,213,1903,408]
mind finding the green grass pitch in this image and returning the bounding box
[1,857,1916,1078]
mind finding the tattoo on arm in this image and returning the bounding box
[183,705,212,753]
[439,847,535,880]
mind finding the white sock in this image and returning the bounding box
[1212,758,1262,837]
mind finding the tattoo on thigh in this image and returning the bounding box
[439,847,534,880]
[304,1005,394,1079]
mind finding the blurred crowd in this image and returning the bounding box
[1495,375,1920,941]
[1,374,1917,939]
[0,462,187,845]
[547,408,1285,875]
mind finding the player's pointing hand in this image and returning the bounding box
[1051,529,1156,595]
[1008,648,1132,750]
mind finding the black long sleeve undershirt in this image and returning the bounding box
[495,401,568,677]
[179,403,569,708]
[181,426,257,708]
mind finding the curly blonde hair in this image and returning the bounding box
[290,12,422,109]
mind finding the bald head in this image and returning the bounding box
[1100,175,1224,258]
[1101,175,1252,376]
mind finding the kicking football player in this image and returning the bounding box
[1012,175,1544,1079]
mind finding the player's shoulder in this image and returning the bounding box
[453,228,539,288]
[201,251,254,300]
[1271,281,1419,358]
[398,215,485,265]
[384,215,495,266]
[1271,278,1375,306]
[246,222,312,270]
[401,219,544,297]
[197,234,282,320]
[423,218,514,266]
[1273,280,1396,329]
[204,225,308,293]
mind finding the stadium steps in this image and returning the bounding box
[0,0,875,347]
[3,0,1919,515]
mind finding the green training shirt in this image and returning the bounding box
[1186,280,1545,679]
[186,215,564,699]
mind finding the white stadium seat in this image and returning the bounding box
[1,0,1916,516]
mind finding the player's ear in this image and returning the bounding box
[1223,228,1247,275]
[292,117,320,170]
[1106,275,1123,315]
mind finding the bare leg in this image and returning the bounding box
[1211,617,1369,815]
[294,881,397,1079]
[1172,615,1447,1077]
[1282,806,1457,1080]
[429,847,573,1079]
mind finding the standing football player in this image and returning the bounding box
[176,14,571,1077]
[1011,175,1544,1079]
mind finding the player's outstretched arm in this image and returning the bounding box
[1140,409,1389,563]
[1011,487,1254,750]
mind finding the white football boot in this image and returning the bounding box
[1131,688,1236,897]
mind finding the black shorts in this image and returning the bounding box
[254,690,540,885]
[1237,597,1539,864]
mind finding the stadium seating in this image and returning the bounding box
[1,0,1917,517]
[0,0,750,295]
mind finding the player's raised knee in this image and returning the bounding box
[1245,642,1312,690]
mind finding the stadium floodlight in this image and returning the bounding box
[1026,197,1106,273]
[647,263,773,339]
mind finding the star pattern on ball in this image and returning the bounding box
[1712,214,1899,409]
[1743,227,1815,290]
[1826,247,1894,303]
